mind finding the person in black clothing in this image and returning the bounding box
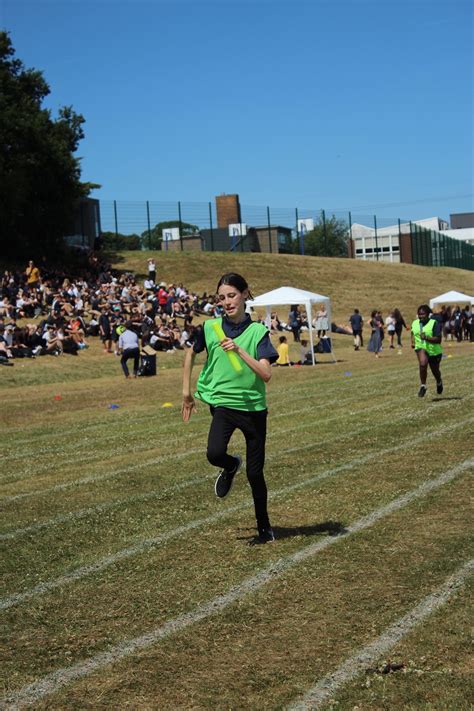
[393,308,408,347]
[99,308,113,353]
[288,305,302,342]
[349,308,363,350]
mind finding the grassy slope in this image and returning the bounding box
[112,250,474,321]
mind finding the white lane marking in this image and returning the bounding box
[1,457,472,709]
[1,369,411,485]
[288,559,474,710]
[0,414,471,615]
[0,391,426,536]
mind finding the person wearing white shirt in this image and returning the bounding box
[118,322,140,378]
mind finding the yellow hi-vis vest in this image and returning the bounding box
[411,318,443,356]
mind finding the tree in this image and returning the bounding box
[293,215,349,257]
[0,32,94,258]
[101,232,141,251]
[140,220,199,250]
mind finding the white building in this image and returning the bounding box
[350,217,449,262]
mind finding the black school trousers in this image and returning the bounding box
[207,406,270,531]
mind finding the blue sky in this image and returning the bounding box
[2,0,473,223]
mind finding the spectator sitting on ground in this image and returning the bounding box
[43,324,63,355]
[273,335,293,367]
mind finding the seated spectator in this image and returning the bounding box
[42,324,63,355]
[273,335,293,367]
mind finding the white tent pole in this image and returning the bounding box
[265,305,272,329]
[327,296,336,363]
[307,301,315,365]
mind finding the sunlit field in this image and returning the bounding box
[1,327,473,709]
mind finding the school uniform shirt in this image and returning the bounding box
[118,329,139,350]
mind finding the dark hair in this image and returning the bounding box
[216,273,253,299]
[279,336,287,343]
[417,304,430,315]
[125,320,133,329]
[354,308,359,314]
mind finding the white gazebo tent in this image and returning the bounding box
[247,286,333,365]
[429,290,474,310]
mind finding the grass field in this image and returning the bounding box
[1,315,473,709]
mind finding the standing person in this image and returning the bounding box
[147,258,156,284]
[411,304,443,397]
[349,308,363,351]
[182,273,278,545]
[367,310,382,358]
[25,260,41,289]
[288,305,301,342]
[99,307,113,353]
[118,321,140,379]
[314,304,329,338]
[385,311,396,349]
[393,308,408,347]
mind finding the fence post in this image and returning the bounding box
[321,209,327,255]
[146,201,151,250]
[114,200,118,238]
[208,202,214,252]
[267,206,272,253]
[295,207,299,254]
[374,214,379,261]
[178,201,183,251]
[348,211,352,257]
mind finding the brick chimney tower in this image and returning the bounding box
[215,194,241,228]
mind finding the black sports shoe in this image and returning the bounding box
[436,379,443,394]
[214,455,242,498]
[418,385,427,398]
[258,527,275,543]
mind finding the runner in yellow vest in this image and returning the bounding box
[181,273,279,544]
[411,304,443,398]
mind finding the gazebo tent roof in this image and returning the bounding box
[248,286,329,306]
[247,286,333,366]
[429,290,474,309]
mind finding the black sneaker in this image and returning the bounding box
[258,527,275,543]
[436,379,443,394]
[214,455,242,498]
[418,385,427,398]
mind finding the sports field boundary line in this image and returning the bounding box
[2,457,472,709]
[0,388,429,524]
[1,419,472,612]
[287,557,474,710]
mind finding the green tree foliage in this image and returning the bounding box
[101,232,141,251]
[293,216,349,257]
[0,32,92,258]
[140,221,199,250]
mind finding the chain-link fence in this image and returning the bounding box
[96,199,474,270]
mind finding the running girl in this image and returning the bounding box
[181,273,278,544]
[411,304,443,397]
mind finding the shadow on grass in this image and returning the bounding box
[237,520,348,544]
[272,520,348,539]
[431,397,463,402]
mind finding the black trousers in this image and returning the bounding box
[121,347,140,377]
[207,406,270,531]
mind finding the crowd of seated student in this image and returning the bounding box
[0,257,213,365]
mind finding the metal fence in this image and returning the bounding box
[411,223,474,271]
[97,199,474,270]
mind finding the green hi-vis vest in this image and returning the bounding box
[195,318,269,411]
[411,318,443,356]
